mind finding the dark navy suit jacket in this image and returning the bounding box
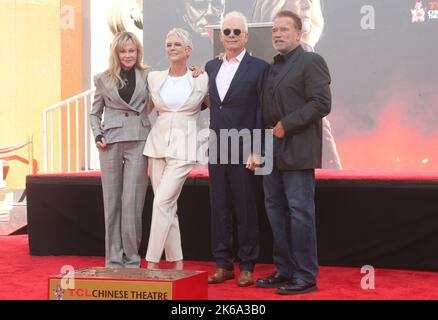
[205,52,269,163]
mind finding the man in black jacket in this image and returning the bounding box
[256,10,331,295]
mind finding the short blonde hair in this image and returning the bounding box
[251,0,325,47]
[166,28,193,49]
[105,31,146,88]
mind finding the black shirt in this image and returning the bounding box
[96,67,137,143]
[264,46,301,128]
[270,46,297,78]
[118,67,136,104]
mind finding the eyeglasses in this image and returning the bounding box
[222,28,242,36]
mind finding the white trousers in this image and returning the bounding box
[145,157,195,263]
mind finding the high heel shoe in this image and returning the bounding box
[147,262,159,270]
[173,260,184,270]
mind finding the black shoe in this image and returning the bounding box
[255,272,291,288]
[277,279,317,295]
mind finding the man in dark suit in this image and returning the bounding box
[255,10,331,295]
[205,11,269,287]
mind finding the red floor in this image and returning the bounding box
[1,235,437,300]
[34,169,438,181]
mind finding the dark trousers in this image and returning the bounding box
[263,138,319,283]
[208,163,260,272]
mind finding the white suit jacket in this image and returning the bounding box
[143,69,209,161]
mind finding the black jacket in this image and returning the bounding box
[262,45,332,170]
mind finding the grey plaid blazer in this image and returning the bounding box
[90,68,151,144]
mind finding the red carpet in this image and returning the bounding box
[1,235,437,300]
[35,169,438,181]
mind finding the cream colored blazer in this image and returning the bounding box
[143,69,209,161]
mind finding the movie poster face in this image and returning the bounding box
[143,0,438,172]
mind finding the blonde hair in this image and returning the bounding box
[166,28,193,49]
[307,0,324,48]
[105,31,146,88]
[252,0,324,48]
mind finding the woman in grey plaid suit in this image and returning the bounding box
[90,32,151,268]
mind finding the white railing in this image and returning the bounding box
[0,160,5,189]
[43,89,98,173]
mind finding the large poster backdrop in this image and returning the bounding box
[144,0,438,172]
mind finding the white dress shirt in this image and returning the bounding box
[215,49,246,102]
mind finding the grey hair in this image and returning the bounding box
[220,11,249,32]
[166,28,193,49]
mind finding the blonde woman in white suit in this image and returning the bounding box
[143,28,209,270]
